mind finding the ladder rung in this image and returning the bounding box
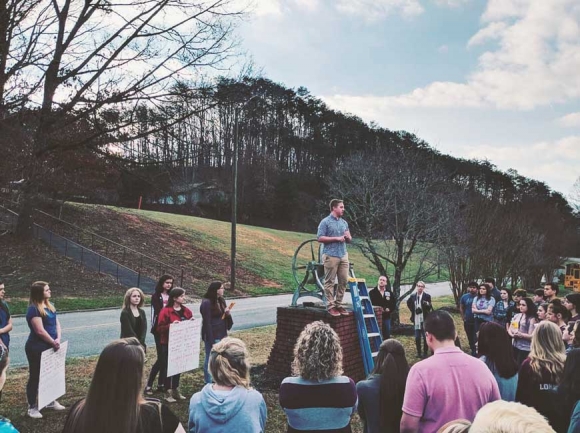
[371,352,379,357]
[367,332,381,337]
[363,314,375,318]
[360,296,369,300]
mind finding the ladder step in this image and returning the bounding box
[367,332,381,338]
[360,296,369,300]
[371,352,379,357]
[363,314,375,318]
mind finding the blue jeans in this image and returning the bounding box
[203,339,221,384]
[382,317,391,340]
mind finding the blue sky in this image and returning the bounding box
[236,0,580,197]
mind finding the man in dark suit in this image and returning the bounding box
[369,275,396,339]
[407,282,432,358]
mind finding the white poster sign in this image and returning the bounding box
[38,340,68,410]
[167,320,201,377]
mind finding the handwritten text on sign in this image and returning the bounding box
[38,341,68,410]
[167,320,201,377]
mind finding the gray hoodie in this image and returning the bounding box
[188,384,267,433]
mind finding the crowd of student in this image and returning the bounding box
[1,274,580,432]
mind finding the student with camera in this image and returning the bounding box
[406,282,432,359]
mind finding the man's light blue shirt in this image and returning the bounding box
[317,214,349,258]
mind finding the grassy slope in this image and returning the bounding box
[2,203,447,314]
[102,205,447,295]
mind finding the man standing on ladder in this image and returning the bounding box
[317,199,352,317]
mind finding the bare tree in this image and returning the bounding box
[0,0,244,236]
[328,147,454,325]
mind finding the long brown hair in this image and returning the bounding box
[477,322,518,379]
[29,281,55,317]
[62,338,145,433]
[370,339,409,431]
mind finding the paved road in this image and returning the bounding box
[8,281,452,367]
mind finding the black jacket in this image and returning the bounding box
[406,292,432,324]
[369,287,396,319]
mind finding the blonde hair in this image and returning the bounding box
[29,281,56,317]
[469,400,555,433]
[292,321,343,381]
[209,338,251,389]
[529,321,566,382]
[437,419,471,433]
[123,288,145,309]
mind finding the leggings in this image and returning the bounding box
[25,345,42,406]
[147,332,165,388]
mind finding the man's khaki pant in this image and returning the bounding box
[322,253,349,309]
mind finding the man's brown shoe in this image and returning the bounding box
[337,307,349,316]
[327,307,341,317]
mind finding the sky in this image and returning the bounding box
[236,0,580,197]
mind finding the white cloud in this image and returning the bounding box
[326,0,580,110]
[467,22,508,47]
[248,0,283,16]
[482,0,531,22]
[335,0,424,20]
[437,44,449,53]
[558,112,580,128]
[324,81,484,111]
[293,0,320,11]
[459,136,580,193]
[433,0,469,7]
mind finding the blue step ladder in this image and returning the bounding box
[348,278,383,377]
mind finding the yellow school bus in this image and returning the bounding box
[565,263,580,292]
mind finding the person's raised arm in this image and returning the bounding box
[318,235,345,244]
[344,229,352,243]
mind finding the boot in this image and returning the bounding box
[164,389,176,403]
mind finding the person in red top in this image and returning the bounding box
[156,287,194,403]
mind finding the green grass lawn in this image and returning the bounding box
[101,205,447,295]
[1,300,468,433]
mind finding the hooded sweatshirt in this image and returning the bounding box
[188,383,267,433]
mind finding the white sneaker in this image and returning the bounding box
[27,407,43,419]
[165,391,176,403]
[46,400,66,410]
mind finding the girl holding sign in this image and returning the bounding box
[200,281,233,384]
[157,287,193,403]
[120,288,147,349]
[62,338,183,433]
[25,281,65,419]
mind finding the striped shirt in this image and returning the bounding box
[279,376,357,432]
